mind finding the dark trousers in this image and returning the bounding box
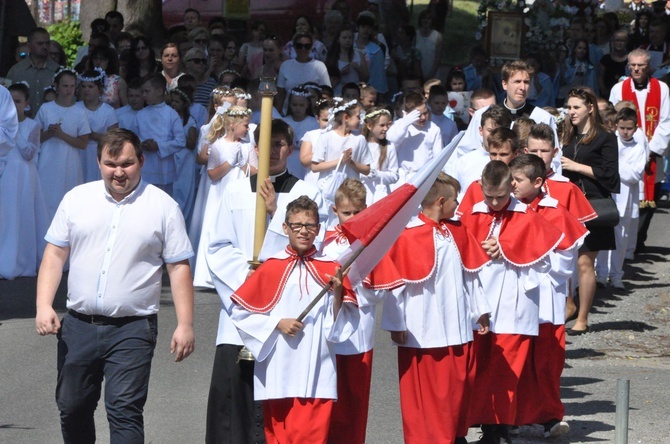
[56,313,157,444]
[205,344,265,444]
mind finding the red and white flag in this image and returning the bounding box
[338,131,464,285]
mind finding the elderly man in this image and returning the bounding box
[6,27,59,114]
[609,48,670,254]
[36,128,195,444]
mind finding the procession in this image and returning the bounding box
[1,0,670,443]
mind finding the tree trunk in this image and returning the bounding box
[78,0,164,44]
[118,0,165,45]
[78,0,116,41]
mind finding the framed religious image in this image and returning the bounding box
[486,12,524,60]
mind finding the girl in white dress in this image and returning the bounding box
[282,86,319,179]
[192,106,252,287]
[77,68,118,183]
[36,68,90,220]
[170,86,198,226]
[0,84,49,279]
[189,86,238,268]
[361,107,399,205]
[312,99,372,202]
[300,99,331,187]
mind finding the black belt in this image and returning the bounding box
[68,310,155,326]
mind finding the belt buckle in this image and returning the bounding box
[90,315,106,325]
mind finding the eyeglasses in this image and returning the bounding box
[286,222,319,233]
[188,58,208,64]
[569,87,589,96]
[294,42,312,50]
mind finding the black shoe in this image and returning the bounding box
[455,437,468,444]
[477,425,498,444]
[497,425,513,444]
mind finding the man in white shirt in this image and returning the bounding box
[36,128,195,444]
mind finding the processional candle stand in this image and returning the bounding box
[238,77,277,362]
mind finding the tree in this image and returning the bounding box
[79,0,164,43]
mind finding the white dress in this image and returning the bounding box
[0,118,49,279]
[36,101,91,220]
[76,101,118,183]
[192,138,248,287]
[361,141,399,205]
[282,115,319,179]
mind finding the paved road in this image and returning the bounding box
[1,208,669,443]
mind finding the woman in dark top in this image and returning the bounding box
[561,87,620,335]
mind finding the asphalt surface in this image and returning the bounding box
[1,207,669,443]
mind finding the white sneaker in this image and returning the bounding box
[544,420,570,438]
[611,279,625,290]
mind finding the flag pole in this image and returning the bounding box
[296,243,366,322]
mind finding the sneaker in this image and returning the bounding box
[596,276,608,288]
[611,279,625,290]
[543,419,570,438]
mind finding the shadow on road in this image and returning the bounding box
[0,274,68,321]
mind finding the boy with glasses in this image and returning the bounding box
[230,195,359,443]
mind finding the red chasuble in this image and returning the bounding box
[526,194,589,251]
[460,199,564,267]
[622,77,660,205]
[388,212,491,283]
[231,246,357,313]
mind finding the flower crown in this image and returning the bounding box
[78,67,106,84]
[54,66,78,79]
[303,83,322,92]
[363,108,391,121]
[290,87,312,98]
[330,99,358,116]
[220,69,241,77]
[43,85,56,93]
[224,107,252,117]
[171,87,191,105]
[555,108,567,125]
[15,80,30,89]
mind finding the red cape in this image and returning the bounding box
[388,212,491,283]
[527,194,589,251]
[231,246,357,313]
[460,198,564,267]
[455,179,483,218]
[324,226,405,292]
[544,173,596,223]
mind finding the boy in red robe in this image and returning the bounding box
[509,154,589,438]
[460,161,563,443]
[381,172,492,444]
[230,196,360,444]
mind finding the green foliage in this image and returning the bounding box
[46,21,84,66]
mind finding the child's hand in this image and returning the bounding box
[277,318,304,337]
[402,109,421,124]
[342,148,353,164]
[141,139,158,152]
[476,314,490,335]
[482,237,501,260]
[390,330,407,344]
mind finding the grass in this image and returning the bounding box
[410,0,481,68]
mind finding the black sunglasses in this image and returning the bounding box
[294,42,312,50]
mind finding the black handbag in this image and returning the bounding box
[585,196,620,228]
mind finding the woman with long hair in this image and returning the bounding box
[560,87,620,335]
[125,36,160,83]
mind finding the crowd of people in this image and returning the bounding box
[1,1,670,443]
